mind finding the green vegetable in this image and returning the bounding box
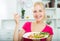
[33,32,49,38]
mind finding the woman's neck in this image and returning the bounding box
[35,20,44,24]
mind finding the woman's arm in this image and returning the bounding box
[13,13,25,41]
[13,13,20,41]
[13,24,19,41]
[13,24,25,41]
[46,35,53,41]
[18,29,25,41]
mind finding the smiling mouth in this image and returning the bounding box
[36,15,42,19]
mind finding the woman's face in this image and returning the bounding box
[33,4,45,22]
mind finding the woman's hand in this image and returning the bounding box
[46,35,53,41]
[14,13,20,24]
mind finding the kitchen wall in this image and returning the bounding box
[0,0,17,28]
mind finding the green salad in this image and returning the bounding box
[28,32,49,39]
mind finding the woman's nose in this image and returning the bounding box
[37,12,40,15]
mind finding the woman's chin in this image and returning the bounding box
[36,19,42,22]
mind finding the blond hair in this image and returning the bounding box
[34,2,47,22]
[34,2,45,9]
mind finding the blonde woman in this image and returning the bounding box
[13,2,53,41]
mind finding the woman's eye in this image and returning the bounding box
[39,10,42,12]
[33,11,37,13]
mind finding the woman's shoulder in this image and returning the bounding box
[45,24,54,35]
[22,21,31,32]
[23,21,31,27]
[24,21,31,25]
[46,24,53,29]
[25,21,31,23]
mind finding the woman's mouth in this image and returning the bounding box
[36,15,42,19]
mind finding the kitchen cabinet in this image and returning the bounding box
[56,20,60,41]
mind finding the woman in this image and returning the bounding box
[13,2,53,41]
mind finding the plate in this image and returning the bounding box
[23,32,49,40]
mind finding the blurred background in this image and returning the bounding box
[0,0,60,41]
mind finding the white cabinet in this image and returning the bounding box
[56,8,60,19]
[0,29,13,41]
[0,20,15,41]
[56,20,60,41]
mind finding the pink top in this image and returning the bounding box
[22,22,53,41]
